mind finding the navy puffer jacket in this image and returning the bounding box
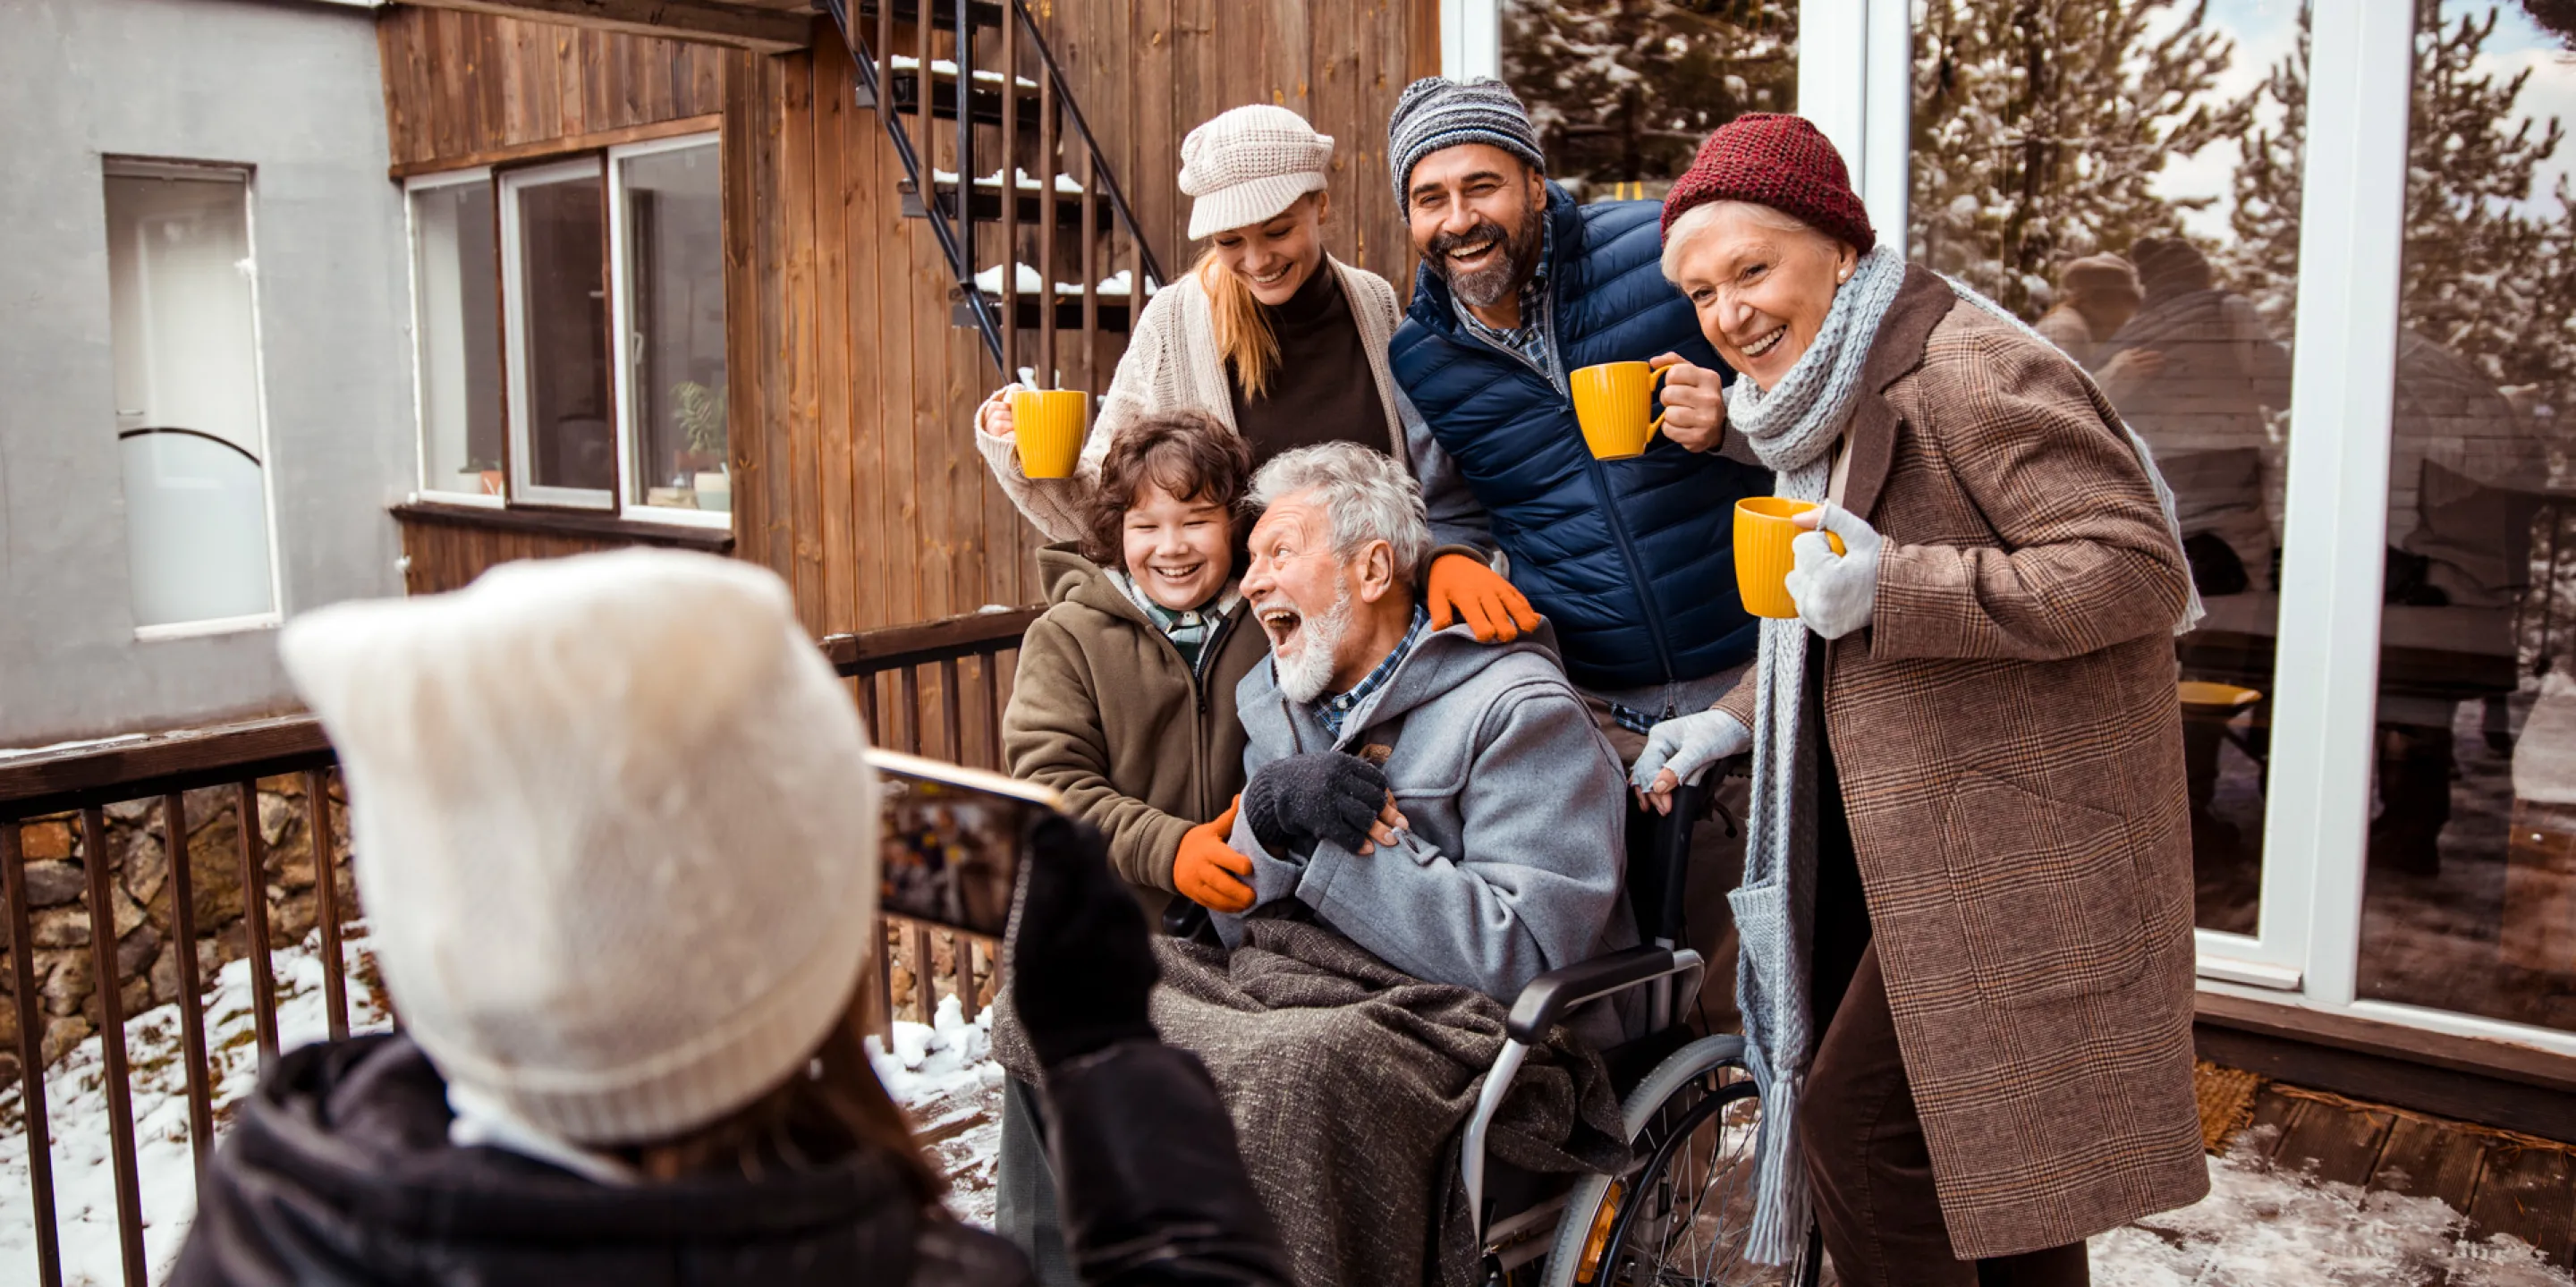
[1391,186,1768,692]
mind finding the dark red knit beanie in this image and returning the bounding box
[1660,114,1874,254]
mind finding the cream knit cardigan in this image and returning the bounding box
[974,256,1412,544]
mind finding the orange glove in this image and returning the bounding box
[1174,796,1255,913]
[1427,553,1540,644]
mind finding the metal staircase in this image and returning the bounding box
[823,0,1165,381]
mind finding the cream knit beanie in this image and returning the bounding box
[1180,104,1334,240]
[280,548,879,1147]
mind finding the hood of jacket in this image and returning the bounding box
[1237,613,1571,758]
[1391,184,1768,693]
[171,1036,1021,1287]
[1037,543,1159,627]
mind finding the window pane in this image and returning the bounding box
[2358,2,2576,1032]
[411,180,503,495]
[1503,0,1796,203]
[1912,0,2308,936]
[618,142,727,514]
[511,167,614,495]
[105,168,275,627]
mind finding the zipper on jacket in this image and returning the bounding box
[1457,280,1681,686]
[1186,605,1246,822]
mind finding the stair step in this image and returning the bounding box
[901,185,1113,232]
[882,68,1041,130]
[953,294,1134,334]
[855,0,1005,31]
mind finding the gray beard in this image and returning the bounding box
[1274,581,1354,705]
[1437,214,1542,310]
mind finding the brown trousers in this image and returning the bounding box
[1800,722,2089,1287]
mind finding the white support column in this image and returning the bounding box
[2263,0,2417,1005]
[1799,0,1869,179]
[1442,0,1500,81]
[1858,0,1911,247]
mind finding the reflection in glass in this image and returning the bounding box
[618,143,728,514]
[513,168,613,495]
[2358,1,2576,1034]
[1503,0,1795,203]
[411,180,502,495]
[1911,0,2309,935]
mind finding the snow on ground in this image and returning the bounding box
[2093,1139,2572,1287]
[869,995,1007,1226]
[1,949,2563,1285]
[0,927,387,1287]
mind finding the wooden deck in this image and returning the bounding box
[2232,1076,2576,1270]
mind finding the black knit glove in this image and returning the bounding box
[1009,815,1160,1068]
[1241,751,1388,859]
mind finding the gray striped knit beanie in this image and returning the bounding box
[1386,76,1546,211]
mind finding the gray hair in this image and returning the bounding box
[1660,199,1828,284]
[1249,443,1433,587]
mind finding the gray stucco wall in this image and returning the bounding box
[0,0,411,746]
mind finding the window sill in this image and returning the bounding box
[391,500,734,552]
[134,613,283,642]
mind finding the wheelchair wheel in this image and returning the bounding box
[1540,1037,1820,1287]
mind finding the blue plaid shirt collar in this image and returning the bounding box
[1451,216,1555,374]
[1317,604,1431,742]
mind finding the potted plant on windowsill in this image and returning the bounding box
[675,381,728,513]
[455,456,503,497]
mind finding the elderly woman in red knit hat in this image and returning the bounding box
[1628,114,2209,1286]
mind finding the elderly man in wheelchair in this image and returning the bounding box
[1139,442,1805,1287]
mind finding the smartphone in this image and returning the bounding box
[870,749,1062,938]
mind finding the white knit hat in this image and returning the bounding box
[1179,104,1334,240]
[280,549,879,1147]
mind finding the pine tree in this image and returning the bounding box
[1911,0,2250,316]
[1502,0,1797,192]
[2217,8,2308,329]
[2391,2,2571,394]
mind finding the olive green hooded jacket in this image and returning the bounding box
[1002,545,1267,916]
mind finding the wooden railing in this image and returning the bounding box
[0,607,1037,1287]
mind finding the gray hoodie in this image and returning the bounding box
[1216,618,1636,1006]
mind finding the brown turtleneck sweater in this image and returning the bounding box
[1225,263,1394,467]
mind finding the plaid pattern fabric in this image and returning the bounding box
[1715,268,2207,1257]
[1453,218,1555,376]
[1113,575,1241,674]
[1318,605,1429,741]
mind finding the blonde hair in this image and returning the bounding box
[1197,249,1283,401]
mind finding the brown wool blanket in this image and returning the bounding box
[996,919,1626,1287]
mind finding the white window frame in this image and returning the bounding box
[106,157,287,639]
[1454,0,2576,1060]
[404,165,504,508]
[498,156,614,511]
[605,132,729,530]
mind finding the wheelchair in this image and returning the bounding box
[1462,777,1823,1287]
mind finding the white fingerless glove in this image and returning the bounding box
[1628,708,1752,793]
[1784,502,1884,640]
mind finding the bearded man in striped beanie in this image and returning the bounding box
[1384,77,1775,1034]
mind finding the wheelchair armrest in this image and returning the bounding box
[1504,945,1677,1044]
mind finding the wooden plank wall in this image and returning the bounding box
[1032,0,1443,289]
[728,2,1441,639]
[377,4,728,172]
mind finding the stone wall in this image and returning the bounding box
[4,774,359,1084]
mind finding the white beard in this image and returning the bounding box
[1272,580,1353,705]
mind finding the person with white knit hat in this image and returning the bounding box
[169,548,1292,1287]
[973,102,1536,651]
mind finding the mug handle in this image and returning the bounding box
[1648,364,1672,435]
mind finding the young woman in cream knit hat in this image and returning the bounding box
[972,102,1533,648]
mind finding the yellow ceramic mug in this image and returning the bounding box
[1733,497,1847,619]
[1570,361,1670,461]
[1010,388,1090,479]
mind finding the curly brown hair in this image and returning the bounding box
[1079,410,1257,572]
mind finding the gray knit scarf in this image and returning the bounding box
[1719,246,2199,1264]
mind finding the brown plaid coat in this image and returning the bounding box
[1717,265,2208,1257]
